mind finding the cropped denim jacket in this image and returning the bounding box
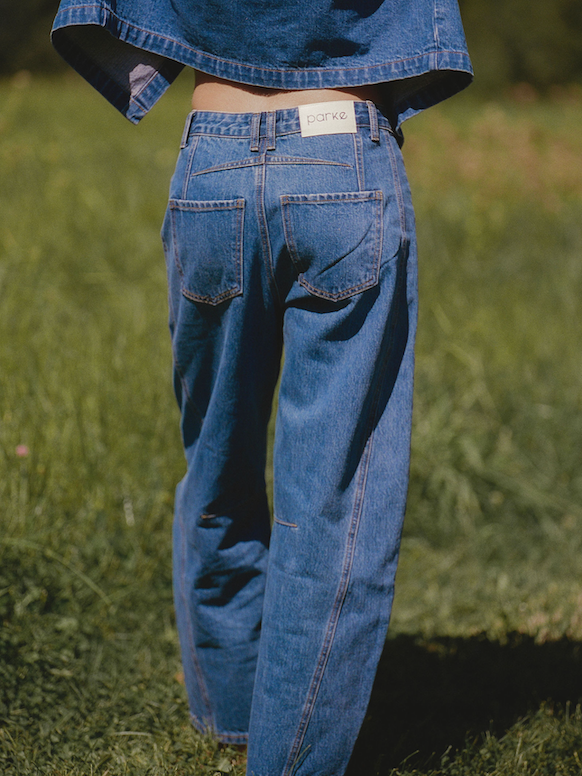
[51,0,472,129]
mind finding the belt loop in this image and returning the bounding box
[180,110,195,149]
[367,100,380,143]
[250,113,261,152]
[266,111,276,151]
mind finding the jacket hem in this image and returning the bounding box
[51,4,472,124]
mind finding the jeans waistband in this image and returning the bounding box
[180,100,394,148]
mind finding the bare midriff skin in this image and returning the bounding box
[192,71,383,112]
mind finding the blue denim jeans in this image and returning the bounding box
[161,101,418,776]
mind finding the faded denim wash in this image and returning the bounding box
[161,100,418,776]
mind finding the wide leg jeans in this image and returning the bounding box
[161,101,418,776]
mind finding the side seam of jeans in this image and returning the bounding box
[282,254,408,776]
[281,424,376,776]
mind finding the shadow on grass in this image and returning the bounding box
[347,632,582,775]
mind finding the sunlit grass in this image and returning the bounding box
[1,73,581,774]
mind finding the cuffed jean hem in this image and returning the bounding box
[190,713,249,746]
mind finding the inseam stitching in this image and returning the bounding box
[178,506,214,723]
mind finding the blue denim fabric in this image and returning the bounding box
[161,101,417,776]
[51,0,472,125]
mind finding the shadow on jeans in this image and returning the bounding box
[346,632,582,774]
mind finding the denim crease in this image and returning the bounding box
[161,101,418,775]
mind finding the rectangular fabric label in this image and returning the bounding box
[298,101,357,137]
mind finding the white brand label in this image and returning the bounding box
[298,101,357,137]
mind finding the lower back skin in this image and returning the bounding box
[191,71,383,112]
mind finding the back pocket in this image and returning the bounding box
[168,198,245,305]
[281,190,382,301]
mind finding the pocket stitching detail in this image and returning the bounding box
[281,190,383,301]
[169,198,245,305]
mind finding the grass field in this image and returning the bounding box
[1,72,581,775]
